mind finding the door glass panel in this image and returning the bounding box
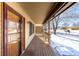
[7,20,19,42]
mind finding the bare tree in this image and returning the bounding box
[52,15,62,35]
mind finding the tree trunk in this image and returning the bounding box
[54,29,56,35]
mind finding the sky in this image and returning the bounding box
[58,3,79,27]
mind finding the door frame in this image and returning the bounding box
[3,2,25,56]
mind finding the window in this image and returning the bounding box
[29,22,34,36]
[7,20,19,42]
[50,3,79,56]
[43,22,49,33]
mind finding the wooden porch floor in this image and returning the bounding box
[22,36,56,56]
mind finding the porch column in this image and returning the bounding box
[48,21,50,44]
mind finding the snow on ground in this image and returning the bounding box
[56,30,79,35]
[50,30,79,56]
[70,30,79,35]
[57,33,79,42]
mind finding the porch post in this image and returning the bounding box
[48,21,50,45]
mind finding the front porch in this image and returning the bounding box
[22,36,56,56]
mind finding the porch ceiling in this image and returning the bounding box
[18,2,56,24]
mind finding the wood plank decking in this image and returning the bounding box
[22,36,56,56]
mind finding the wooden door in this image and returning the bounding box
[7,10,20,56]
[3,3,25,56]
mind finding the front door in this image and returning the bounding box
[3,3,25,56]
[7,10,21,56]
